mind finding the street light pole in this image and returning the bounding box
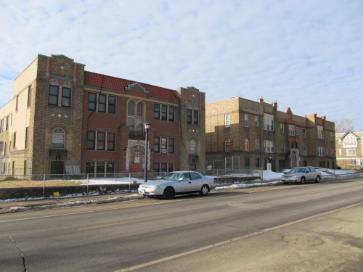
[144,122,150,183]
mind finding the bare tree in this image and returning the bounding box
[335,119,354,133]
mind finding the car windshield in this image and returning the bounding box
[163,172,185,181]
[287,168,305,174]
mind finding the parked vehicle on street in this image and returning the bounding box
[281,167,322,184]
[138,171,215,199]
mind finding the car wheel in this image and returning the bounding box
[163,187,175,199]
[200,185,209,196]
[315,175,321,183]
[300,177,306,184]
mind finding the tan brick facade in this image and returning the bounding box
[206,97,336,171]
[335,131,363,169]
[0,54,206,177]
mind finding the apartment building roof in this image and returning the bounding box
[84,71,180,104]
[336,131,363,139]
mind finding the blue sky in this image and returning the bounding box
[1,0,363,129]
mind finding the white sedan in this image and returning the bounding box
[138,171,215,199]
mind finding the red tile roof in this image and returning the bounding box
[84,71,180,104]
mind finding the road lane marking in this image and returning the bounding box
[0,199,183,223]
[115,201,363,272]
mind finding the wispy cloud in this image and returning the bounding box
[1,0,363,128]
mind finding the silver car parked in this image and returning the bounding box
[138,171,215,199]
[281,167,322,184]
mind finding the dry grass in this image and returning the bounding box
[0,179,82,189]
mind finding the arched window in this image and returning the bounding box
[137,102,144,120]
[127,100,136,128]
[189,139,197,155]
[244,138,249,151]
[52,128,65,149]
[224,139,231,153]
[128,100,135,116]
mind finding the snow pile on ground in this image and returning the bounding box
[261,170,283,181]
[215,180,282,190]
[80,177,145,185]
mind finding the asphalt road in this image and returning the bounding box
[1,179,363,272]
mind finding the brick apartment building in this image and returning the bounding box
[0,54,205,176]
[335,131,363,169]
[206,97,336,171]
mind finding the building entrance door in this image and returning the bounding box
[51,161,64,175]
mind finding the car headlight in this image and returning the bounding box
[148,186,158,192]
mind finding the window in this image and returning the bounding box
[88,93,97,111]
[317,146,325,157]
[243,113,248,127]
[27,85,32,107]
[168,163,174,172]
[194,110,199,125]
[255,158,260,168]
[25,127,28,149]
[281,143,286,153]
[161,105,168,120]
[0,142,3,155]
[98,94,106,112]
[48,85,59,106]
[254,116,260,127]
[255,139,260,151]
[264,114,274,131]
[106,162,114,175]
[52,128,65,149]
[127,100,136,128]
[87,131,95,150]
[15,96,19,111]
[346,148,356,156]
[264,140,274,153]
[160,162,167,173]
[107,132,115,151]
[288,125,296,136]
[13,132,16,149]
[154,137,160,153]
[224,139,231,153]
[244,138,249,151]
[137,102,144,120]
[161,138,167,154]
[190,172,202,180]
[168,137,175,153]
[96,161,105,177]
[317,126,324,139]
[279,123,285,134]
[97,131,105,150]
[302,128,307,138]
[108,96,116,113]
[153,162,160,173]
[224,114,231,128]
[168,106,175,122]
[343,134,357,148]
[187,109,193,124]
[189,139,197,154]
[61,87,71,107]
[154,104,160,119]
[86,162,95,176]
[245,156,250,168]
[24,160,28,176]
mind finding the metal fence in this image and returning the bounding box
[0,172,170,200]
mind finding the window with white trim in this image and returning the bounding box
[224,114,231,128]
[264,114,274,131]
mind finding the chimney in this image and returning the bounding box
[273,101,278,110]
[259,97,264,103]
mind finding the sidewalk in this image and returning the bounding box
[0,193,141,214]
